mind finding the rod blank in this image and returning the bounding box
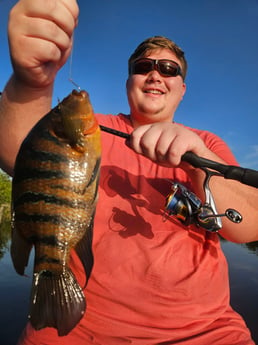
[99,125,258,188]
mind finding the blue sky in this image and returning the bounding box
[1,0,258,168]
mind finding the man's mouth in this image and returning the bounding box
[144,89,164,95]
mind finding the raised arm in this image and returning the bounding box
[0,0,79,175]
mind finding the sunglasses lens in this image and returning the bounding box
[132,59,153,74]
[159,61,180,77]
[130,59,182,77]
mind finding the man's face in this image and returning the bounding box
[126,48,186,127]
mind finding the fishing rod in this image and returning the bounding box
[100,124,258,231]
[100,125,258,189]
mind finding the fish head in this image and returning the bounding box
[57,90,99,153]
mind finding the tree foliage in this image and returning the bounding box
[0,170,11,204]
[0,214,11,259]
[0,171,11,258]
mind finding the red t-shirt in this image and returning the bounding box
[18,114,254,345]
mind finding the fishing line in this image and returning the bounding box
[68,33,81,91]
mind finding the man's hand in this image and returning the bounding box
[8,0,79,88]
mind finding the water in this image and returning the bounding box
[0,246,32,345]
[0,236,258,344]
[221,240,258,343]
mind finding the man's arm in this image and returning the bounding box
[0,0,79,175]
[129,122,258,243]
[0,78,53,175]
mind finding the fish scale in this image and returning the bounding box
[11,89,101,336]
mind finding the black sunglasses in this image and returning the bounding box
[129,58,183,78]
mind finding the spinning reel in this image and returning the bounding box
[164,168,242,232]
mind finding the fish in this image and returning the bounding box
[11,89,101,336]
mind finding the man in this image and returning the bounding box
[0,0,258,344]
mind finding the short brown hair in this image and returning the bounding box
[128,36,187,81]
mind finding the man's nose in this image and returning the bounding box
[146,69,162,82]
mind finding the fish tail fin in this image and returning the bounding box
[29,268,86,336]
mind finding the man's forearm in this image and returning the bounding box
[0,75,53,175]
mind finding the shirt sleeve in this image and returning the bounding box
[187,126,239,166]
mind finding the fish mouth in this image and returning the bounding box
[72,89,89,99]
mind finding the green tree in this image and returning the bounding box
[0,170,11,258]
[0,170,11,204]
[0,214,11,259]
